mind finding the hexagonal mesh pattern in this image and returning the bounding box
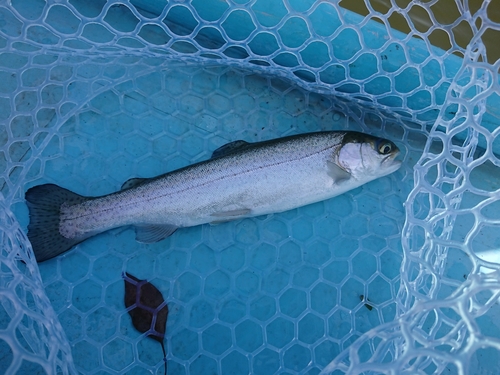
[0,0,499,374]
[0,196,75,374]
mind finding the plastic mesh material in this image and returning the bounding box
[1,0,500,374]
[0,196,75,374]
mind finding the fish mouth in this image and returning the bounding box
[382,149,400,163]
[381,150,402,172]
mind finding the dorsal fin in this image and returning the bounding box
[211,140,251,159]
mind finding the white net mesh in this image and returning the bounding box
[0,196,75,374]
[1,0,500,374]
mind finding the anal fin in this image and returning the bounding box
[134,224,178,243]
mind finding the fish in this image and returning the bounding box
[123,272,168,374]
[25,130,401,262]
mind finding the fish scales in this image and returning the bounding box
[25,131,401,261]
[63,132,344,234]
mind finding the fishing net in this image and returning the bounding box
[0,196,75,374]
[0,0,499,374]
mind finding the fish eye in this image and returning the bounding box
[378,142,393,155]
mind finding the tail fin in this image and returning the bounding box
[25,184,88,262]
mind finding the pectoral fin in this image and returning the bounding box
[134,224,178,243]
[327,161,351,183]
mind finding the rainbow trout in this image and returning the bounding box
[25,131,401,262]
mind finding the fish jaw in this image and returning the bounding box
[381,156,402,176]
[336,138,402,183]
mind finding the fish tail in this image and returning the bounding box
[25,184,88,262]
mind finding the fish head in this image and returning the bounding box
[336,132,402,181]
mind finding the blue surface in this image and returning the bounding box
[2,0,500,374]
[10,63,411,374]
